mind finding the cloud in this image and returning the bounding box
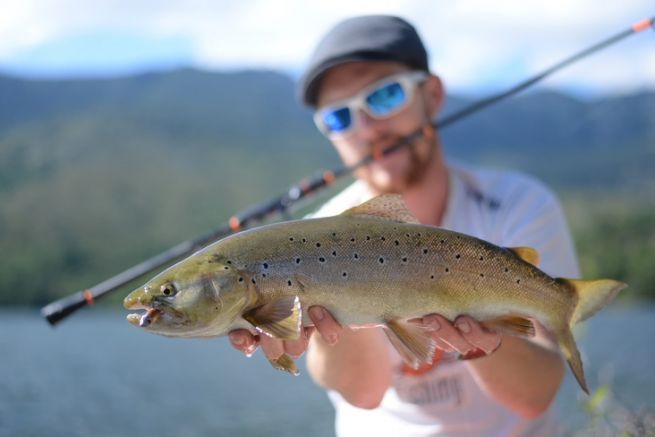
[0,0,653,93]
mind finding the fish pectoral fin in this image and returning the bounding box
[480,315,535,337]
[341,194,420,224]
[506,246,540,266]
[384,319,438,369]
[268,354,300,376]
[242,295,302,340]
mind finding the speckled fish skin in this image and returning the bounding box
[124,194,626,392]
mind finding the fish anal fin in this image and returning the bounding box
[384,319,437,369]
[507,247,540,266]
[480,315,535,337]
[555,327,589,394]
[268,354,300,376]
[341,194,420,224]
[243,296,302,340]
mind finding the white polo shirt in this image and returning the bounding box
[311,163,580,437]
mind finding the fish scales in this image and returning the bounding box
[124,194,626,392]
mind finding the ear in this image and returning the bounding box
[422,74,445,118]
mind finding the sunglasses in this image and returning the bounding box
[313,70,428,136]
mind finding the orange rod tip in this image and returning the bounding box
[322,170,336,184]
[229,216,241,231]
[632,18,654,32]
[83,290,95,305]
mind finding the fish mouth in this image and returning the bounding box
[127,307,161,328]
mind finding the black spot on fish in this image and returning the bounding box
[479,256,484,261]
[295,257,301,264]
[342,272,348,278]
[289,237,294,242]
[354,253,359,260]
[480,273,485,278]
[430,275,435,279]
[423,249,428,255]
[417,233,422,237]
[262,273,267,278]
[516,279,521,284]
[366,236,371,241]
[251,278,256,284]
[332,251,337,257]
[381,236,386,241]
[402,257,408,263]
[350,238,355,242]
[224,266,229,270]
[319,257,326,263]
[302,238,307,243]
[456,254,461,259]
[505,268,509,273]
[394,240,400,246]
[378,257,385,264]
[440,239,445,244]
[227,260,232,264]
[288,280,292,287]
[316,242,321,248]
[263,262,269,269]
[238,277,244,282]
[445,268,449,273]
[405,233,410,238]
[332,232,337,237]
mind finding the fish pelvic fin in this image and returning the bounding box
[506,246,540,267]
[554,327,589,394]
[242,295,302,340]
[479,315,535,337]
[384,319,438,369]
[558,278,627,325]
[341,194,420,224]
[268,354,300,376]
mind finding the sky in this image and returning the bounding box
[0,0,653,96]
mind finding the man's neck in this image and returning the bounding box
[402,158,449,226]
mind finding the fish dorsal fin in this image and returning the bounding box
[341,194,420,224]
[507,246,540,266]
[242,296,302,340]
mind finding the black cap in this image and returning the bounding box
[298,15,429,107]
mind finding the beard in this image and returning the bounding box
[362,129,436,194]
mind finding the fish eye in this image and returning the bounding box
[161,283,177,297]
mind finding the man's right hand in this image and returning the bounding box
[228,306,343,361]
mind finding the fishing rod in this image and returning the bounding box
[41,15,654,326]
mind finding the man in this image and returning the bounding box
[229,15,579,436]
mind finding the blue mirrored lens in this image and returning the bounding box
[322,107,352,133]
[366,82,406,116]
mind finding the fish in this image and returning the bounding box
[123,194,626,393]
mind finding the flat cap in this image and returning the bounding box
[298,15,429,107]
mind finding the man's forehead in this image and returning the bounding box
[315,61,412,108]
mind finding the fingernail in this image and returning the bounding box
[325,333,337,345]
[456,321,471,333]
[245,344,257,357]
[426,317,440,331]
[230,334,245,346]
[310,306,325,321]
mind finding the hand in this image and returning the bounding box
[228,306,343,361]
[411,314,501,359]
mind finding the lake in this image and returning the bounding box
[1,305,654,436]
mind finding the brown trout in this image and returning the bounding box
[124,194,626,393]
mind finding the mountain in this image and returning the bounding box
[0,68,653,305]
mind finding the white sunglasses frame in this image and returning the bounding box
[313,70,428,136]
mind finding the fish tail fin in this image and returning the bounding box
[557,278,627,325]
[554,327,589,394]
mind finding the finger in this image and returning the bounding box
[284,330,310,359]
[422,314,473,355]
[308,306,342,346]
[455,316,501,354]
[228,329,259,357]
[259,334,285,360]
